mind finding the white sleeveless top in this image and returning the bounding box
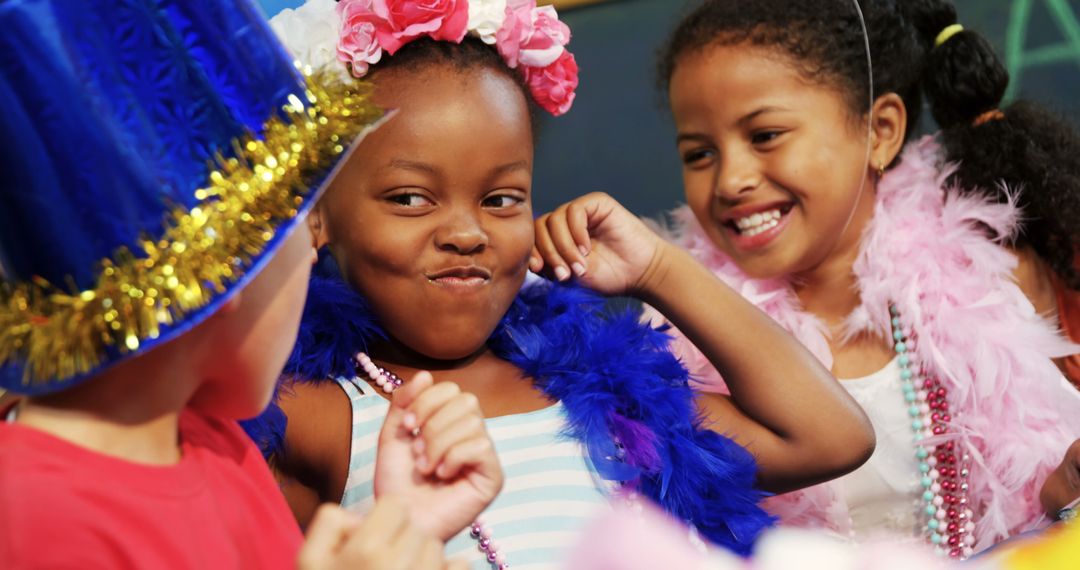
[334,376,612,569]
[835,357,923,539]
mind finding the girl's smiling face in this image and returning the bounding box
[670,43,876,280]
[313,64,535,361]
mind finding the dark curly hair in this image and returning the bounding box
[656,1,922,138]
[659,0,1080,289]
[364,36,541,134]
[907,1,1080,290]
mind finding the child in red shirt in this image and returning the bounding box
[0,1,500,568]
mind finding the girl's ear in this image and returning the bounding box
[868,92,907,173]
[307,204,330,250]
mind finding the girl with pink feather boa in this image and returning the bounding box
[632,0,1080,559]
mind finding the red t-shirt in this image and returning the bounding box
[0,408,303,569]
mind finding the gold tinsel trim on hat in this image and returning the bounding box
[0,70,383,387]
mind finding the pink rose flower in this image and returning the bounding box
[494,0,533,68]
[526,50,578,116]
[520,6,570,67]
[496,1,570,69]
[371,0,469,55]
[337,0,384,76]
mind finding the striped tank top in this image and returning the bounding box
[335,376,612,570]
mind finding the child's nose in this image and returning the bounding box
[714,155,762,201]
[435,210,489,255]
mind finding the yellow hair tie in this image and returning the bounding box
[935,24,964,48]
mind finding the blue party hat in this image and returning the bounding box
[0,0,382,394]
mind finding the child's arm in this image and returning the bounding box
[531,192,874,493]
[274,381,355,528]
[1041,438,1080,517]
[297,499,467,570]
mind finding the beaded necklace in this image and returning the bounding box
[890,306,975,559]
[355,352,509,570]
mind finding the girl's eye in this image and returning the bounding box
[751,130,783,146]
[387,193,433,207]
[482,194,524,208]
[682,148,717,168]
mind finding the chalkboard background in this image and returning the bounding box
[259,0,1080,218]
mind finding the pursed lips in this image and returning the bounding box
[425,265,493,288]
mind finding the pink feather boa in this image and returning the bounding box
[652,136,1080,551]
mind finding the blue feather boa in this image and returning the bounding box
[243,272,774,554]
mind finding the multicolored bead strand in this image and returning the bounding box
[890,306,974,559]
[355,353,509,569]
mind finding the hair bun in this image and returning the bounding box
[922,30,1009,127]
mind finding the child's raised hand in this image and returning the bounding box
[297,499,461,570]
[374,371,504,542]
[531,192,669,296]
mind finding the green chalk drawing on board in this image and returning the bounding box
[1005,0,1080,100]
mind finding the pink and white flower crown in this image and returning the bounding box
[272,0,578,116]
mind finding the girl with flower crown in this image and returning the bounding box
[638,0,1080,559]
[245,0,878,567]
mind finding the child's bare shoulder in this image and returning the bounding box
[276,379,354,481]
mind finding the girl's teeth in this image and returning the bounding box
[734,209,782,233]
[742,218,779,237]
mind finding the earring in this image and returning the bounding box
[876,163,886,179]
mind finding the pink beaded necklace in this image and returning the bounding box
[889,306,975,559]
[355,352,509,569]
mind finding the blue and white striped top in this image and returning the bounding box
[335,376,612,570]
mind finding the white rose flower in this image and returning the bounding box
[269,0,343,75]
[467,0,507,45]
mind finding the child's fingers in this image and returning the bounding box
[422,417,486,477]
[529,245,544,273]
[380,518,427,569]
[544,205,588,278]
[566,200,592,257]
[357,495,410,545]
[407,381,465,430]
[534,213,571,281]
[411,534,446,570]
[445,560,470,570]
[336,497,412,567]
[410,389,485,475]
[297,505,361,568]
[422,391,481,436]
[390,370,434,411]
[434,436,500,481]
